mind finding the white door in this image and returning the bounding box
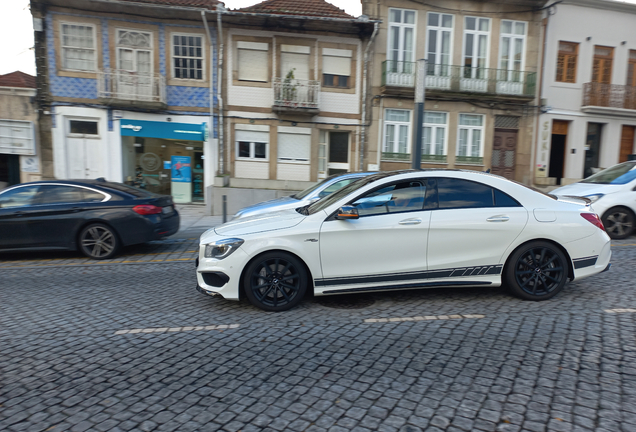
[318,180,429,290]
[427,177,528,271]
[66,119,101,179]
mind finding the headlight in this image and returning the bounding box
[204,238,244,259]
[584,193,604,203]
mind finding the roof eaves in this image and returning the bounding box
[221,10,381,24]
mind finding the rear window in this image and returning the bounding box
[97,182,154,198]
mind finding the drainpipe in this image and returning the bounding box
[360,22,379,172]
[216,8,225,175]
[201,11,215,179]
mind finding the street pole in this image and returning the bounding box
[412,59,426,170]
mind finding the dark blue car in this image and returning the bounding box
[0,179,180,259]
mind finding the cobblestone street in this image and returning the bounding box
[1,231,636,432]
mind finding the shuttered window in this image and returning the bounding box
[235,129,268,160]
[278,128,311,163]
[237,41,269,82]
[556,41,578,83]
[280,45,310,80]
[322,48,352,88]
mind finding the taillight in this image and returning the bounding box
[133,204,162,215]
[581,213,605,231]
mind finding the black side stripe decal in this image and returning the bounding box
[315,265,503,288]
[322,280,492,294]
[573,256,598,269]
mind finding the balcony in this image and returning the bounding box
[381,61,536,99]
[273,78,320,115]
[381,153,448,163]
[98,69,166,109]
[582,82,636,116]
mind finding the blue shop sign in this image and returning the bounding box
[120,119,207,141]
[171,156,192,183]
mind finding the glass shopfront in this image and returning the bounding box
[121,120,206,203]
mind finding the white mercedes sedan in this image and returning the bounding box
[196,170,611,311]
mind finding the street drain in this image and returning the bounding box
[316,294,375,309]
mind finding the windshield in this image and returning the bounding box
[307,172,394,215]
[293,173,343,200]
[581,162,636,185]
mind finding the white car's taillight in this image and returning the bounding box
[581,213,605,231]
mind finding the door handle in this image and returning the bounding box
[399,218,422,225]
[14,211,26,217]
[71,207,82,212]
[487,215,510,222]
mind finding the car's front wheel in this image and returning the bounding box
[79,223,120,260]
[243,252,308,311]
[601,206,634,239]
[505,241,568,301]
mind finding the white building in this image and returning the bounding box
[535,0,636,186]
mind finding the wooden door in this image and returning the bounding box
[620,125,636,163]
[491,129,517,180]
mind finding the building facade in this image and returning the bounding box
[31,0,219,203]
[0,72,41,189]
[218,0,377,189]
[363,0,543,184]
[535,0,636,186]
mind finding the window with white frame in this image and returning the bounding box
[457,114,484,161]
[383,109,411,160]
[236,129,268,160]
[426,13,453,76]
[387,9,416,73]
[322,48,352,88]
[278,127,311,163]
[463,17,490,79]
[422,112,448,160]
[499,20,526,81]
[237,41,269,82]
[172,34,204,80]
[60,23,96,71]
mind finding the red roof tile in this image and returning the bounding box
[0,71,36,89]
[238,0,353,19]
[118,0,219,9]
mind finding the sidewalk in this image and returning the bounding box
[174,204,232,236]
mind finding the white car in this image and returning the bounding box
[196,170,611,311]
[552,161,636,239]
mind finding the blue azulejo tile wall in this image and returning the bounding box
[167,86,212,108]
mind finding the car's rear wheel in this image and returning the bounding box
[79,223,120,260]
[601,206,634,239]
[243,252,308,311]
[505,241,567,301]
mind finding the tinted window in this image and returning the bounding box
[352,181,426,216]
[437,178,493,209]
[34,185,84,205]
[494,189,521,207]
[0,186,40,208]
[70,120,98,135]
[82,189,107,202]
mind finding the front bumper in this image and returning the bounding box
[195,247,248,300]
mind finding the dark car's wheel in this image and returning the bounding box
[79,223,120,260]
[505,241,568,301]
[243,252,308,311]
[601,207,634,239]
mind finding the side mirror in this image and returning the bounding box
[335,205,359,220]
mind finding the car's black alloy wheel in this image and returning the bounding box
[79,223,120,260]
[601,206,634,239]
[506,241,567,300]
[243,252,308,311]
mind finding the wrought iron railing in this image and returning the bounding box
[273,78,320,109]
[382,61,536,97]
[456,156,484,165]
[97,69,166,103]
[582,82,636,110]
[381,153,448,163]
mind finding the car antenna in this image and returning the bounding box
[96,177,106,182]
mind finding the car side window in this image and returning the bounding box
[81,189,107,202]
[351,181,426,216]
[437,178,494,209]
[319,179,356,198]
[494,188,521,207]
[33,185,85,205]
[0,186,40,209]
